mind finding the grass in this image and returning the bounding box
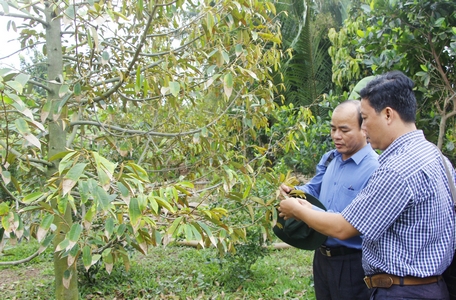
[0,240,316,299]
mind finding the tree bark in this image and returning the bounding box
[44,2,78,299]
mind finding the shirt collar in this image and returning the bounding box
[336,143,375,165]
[379,130,424,164]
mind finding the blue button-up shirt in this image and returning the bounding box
[343,130,456,276]
[296,143,379,249]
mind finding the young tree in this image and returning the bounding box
[0,0,283,298]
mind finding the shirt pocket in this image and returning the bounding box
[334,186,360,212]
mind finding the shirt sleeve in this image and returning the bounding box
[342,167,413,241]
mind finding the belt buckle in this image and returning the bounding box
[325,248,331,257]
[320,246,331,257]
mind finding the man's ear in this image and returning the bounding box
[384,107,394,123]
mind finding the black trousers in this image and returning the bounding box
[313,248,369,300]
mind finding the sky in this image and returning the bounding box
[0,16,22,69]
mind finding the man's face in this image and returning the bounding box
[330,104,366,160]
[360,99,387,150]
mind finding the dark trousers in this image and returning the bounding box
[369,279,449,300]
[313,248,369,300]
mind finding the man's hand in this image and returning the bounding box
[278,197,311,220]
[278,183,292,201]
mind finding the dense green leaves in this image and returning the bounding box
[328,0,456,153]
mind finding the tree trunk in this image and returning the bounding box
[45,2,78,299]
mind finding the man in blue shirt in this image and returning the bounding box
[278,71,456,299]
[279,99,379,300]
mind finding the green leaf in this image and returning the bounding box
[14,73,30,88]
[79,181,89,204]
[84,205,96,226]
[0,202,9,216]
[82,245,92,270]
[117,224,127,237]
[153,196,175,213]
[22,192,43,204]
[7,80,24,94]
[169,81,180,97]
[129,197,142,229]
[41,100,52,122]
[59,84,70,98]
[97,167,111,188]
[117,182,130,198]
[57,195,68,215]
[105,217,114,238]
[65,163,87,181]
[65,5,76,19]
[68,223,83,243]
[1,170,11,185]
[222,50,229,64]
[196,221,217,246]
[166,216,183,237]
[125,162,149,182]
[74,82,81,96]
[56,238,70,252]
[95,186,114,212]
[62,269,72,289]
[148,196,159,214]
[434,17,445,27]
[58,151,79,175]
[15,118,30,134]
[223,73,233,98]
[40,233,55,251]
[40,214,54,229]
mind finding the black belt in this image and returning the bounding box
[364,274,442,289]
[319,245,361,257]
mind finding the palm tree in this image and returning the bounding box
[275,0,351,115]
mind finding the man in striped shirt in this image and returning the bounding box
[278,71,456,299]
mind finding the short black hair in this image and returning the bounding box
[359,71,416,123]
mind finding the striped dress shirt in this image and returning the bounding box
[343,130,456,277]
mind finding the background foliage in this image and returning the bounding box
[1,0,455,298]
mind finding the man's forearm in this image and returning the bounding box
[294,207,360,240]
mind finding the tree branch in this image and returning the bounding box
[0,180,18,203]
[0,247,42,265]
[28,79,52,93]
[89,7,158,104]
[0,11,48,28]
[71,87,243,137]
[0,140,53,167]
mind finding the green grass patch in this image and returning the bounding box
[0,241,316,299]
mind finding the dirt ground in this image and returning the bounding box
[0,265,49,292]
